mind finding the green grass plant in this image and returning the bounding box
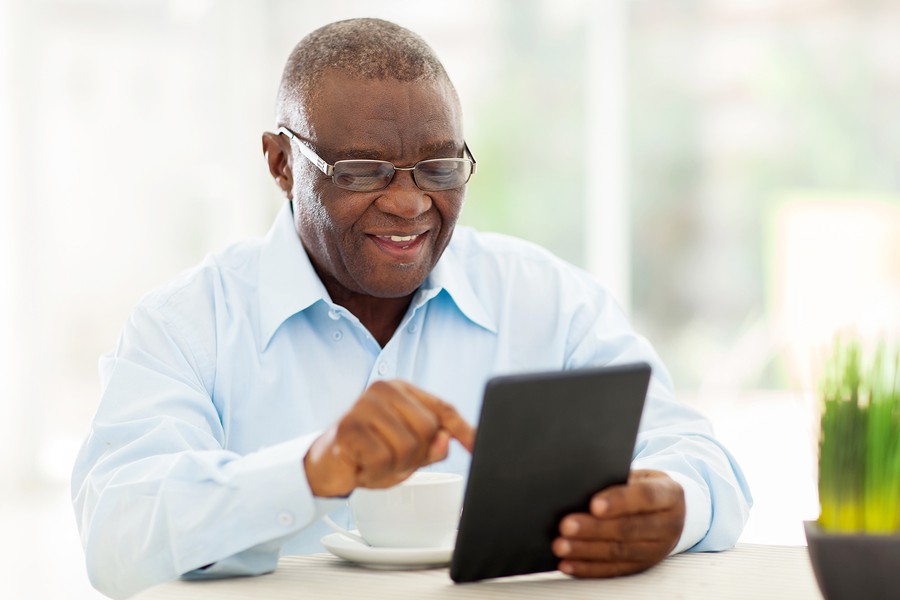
[817,338,900,534]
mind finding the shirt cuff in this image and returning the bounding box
[662,469,712,555]
[176,431,323,575]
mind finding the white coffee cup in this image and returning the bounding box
[324,471,464,548]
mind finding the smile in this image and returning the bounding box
[369,232,429,258]
[380,234,419,244]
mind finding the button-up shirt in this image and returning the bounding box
[72,204,751,599]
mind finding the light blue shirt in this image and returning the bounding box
[72,204,751,599]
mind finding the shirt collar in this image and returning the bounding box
[257,205,498,349]
[258,203,330,349]
[423,235,498,334]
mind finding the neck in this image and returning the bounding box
[326,285,414,347]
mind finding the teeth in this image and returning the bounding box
[387,235,417,242]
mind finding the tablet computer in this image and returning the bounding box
[449,362,651,583]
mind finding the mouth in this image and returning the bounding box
[368,231,430,262]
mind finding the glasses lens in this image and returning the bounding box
[413,159,473,191]
[332,161,395,191]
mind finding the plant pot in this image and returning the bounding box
[804,520,900,600]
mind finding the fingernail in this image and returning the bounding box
[561,519,579,536]
[591,498,608,515]
[556,540,571,556]
[560,562,574,574]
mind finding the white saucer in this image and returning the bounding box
[320,532,454,569]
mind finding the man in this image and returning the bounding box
[72,18,751,599]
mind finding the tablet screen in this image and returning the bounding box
[450,362,651,583]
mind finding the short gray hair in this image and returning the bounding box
[276,18,456,128]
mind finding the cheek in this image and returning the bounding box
[435,192,465,229]
[292,170,331,219]
[292,183,334,248]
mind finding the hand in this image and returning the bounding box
[304,379,475,497]
[552,470,686,577]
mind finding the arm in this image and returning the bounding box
[552,295,752,576]
[72,304,475,598]
[71,305,325,599]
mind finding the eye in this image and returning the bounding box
[333,161,394,191]
[418,160,463,181]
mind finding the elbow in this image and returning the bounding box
[81,522,163,600]
[696,486,752,552]
[75,491,175,599]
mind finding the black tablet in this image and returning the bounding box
[449,362,651,583]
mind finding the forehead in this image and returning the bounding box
[305,70,463,154]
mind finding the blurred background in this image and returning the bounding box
[1,0,898,597]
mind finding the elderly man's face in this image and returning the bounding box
[290,71,466,300]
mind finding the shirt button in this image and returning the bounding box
[377,362,388,375]
[332,330,343,341]
[327,309,340,320]
[278,512,294,527]
[407,323,418,334]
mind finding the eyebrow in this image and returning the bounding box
[330,140,463,162]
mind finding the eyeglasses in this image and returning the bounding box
[277,126,476,192]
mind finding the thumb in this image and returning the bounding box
[424,429,451,464]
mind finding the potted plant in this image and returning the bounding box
[805,338,900,600]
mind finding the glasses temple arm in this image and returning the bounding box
[464,142,477,174]
[277,127,333,176]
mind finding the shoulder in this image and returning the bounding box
[138,236,264,314]
[128,235,266,352]
[115,236,266,387]
[447,226,606,297]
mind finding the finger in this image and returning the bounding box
[589,472,683,518]
[346,381,448,484]
[377,383,443,466]
[363,384,441,471]
[559,510,684,543]
[424,429,451,464]
[344,421,397,484]
[394,381,476,451]
[304,426,358,497]
[559,558,651,578]
[346,381,435,477]
[552,537,667,563]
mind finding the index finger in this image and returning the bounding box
[393,381,476,452]
[589,471,683,518]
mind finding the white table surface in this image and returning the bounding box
[133,543,822,600]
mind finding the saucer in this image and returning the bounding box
[320,532,454,569]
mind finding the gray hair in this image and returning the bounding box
[276,18,457,129]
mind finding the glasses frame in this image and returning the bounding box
[277,126,476,192]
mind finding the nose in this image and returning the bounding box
[373,168,432,219]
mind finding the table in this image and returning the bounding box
[133,544,822,600]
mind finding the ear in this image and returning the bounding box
[262,131,293,199]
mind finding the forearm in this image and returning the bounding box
[73,427,322,599]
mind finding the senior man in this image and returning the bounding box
[72,17,751,599]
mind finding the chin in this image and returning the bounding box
[361,266,429,298]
